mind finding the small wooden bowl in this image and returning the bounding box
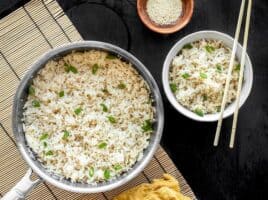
[137,0,194,34]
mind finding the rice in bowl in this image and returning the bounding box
[23,50,154,184]
[169,39,240,116]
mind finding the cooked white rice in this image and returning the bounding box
[23,50,154,183]
[169,39,240,116]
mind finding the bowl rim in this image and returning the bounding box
[136,0,194,34]
[12,41,164,193]
[162,30,253,122]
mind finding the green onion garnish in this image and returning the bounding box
[43,141,47,148]
[40,133,49,141]
[117,83,126,89]
[235,64,240,71]
[106,54,117,59]
[114,164,122,171]
[205,45,215,53]
[170,83,177,93]
[203,94,208,101]
[28,85,35,96]
[216,64,222,73]
[62,130,70,140]
[100,103,108,112]
[74,107,82,115]
[64,63,78,74]
[32,100,40,107]
[59,91,64,97]
[89,167,94,177]
[98,142,107,149]
[183,43,193,49]
[194,109,204,117]
[92,64,99,75]
[107,116,116,124]
[45,150,53,156]
[104,169,111,180]
[182,73,190,79]
[200,72,208,79]
[142,120,153,132]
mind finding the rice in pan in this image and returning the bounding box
[23,50,154,184]
[169,39,240,116]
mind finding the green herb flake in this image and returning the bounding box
[28,85,35,96]
[102,88,109,93]
[98,142,107,149]
[217,106,221,112]
[183,43,193,49]
[200,72,208,79]
[182,73,190,79]
[45,150,53,156]
[235,64,241,71]
[216,64,222,73]
[104,169,111,180]
[89,167,94,177]
[64,63,78,74]
[100,103,108,112]
[108,116,116,124]
[40,133,49,141]
[32,100,40,108]
[92,64,99,75]
[106,54,117,59]
[43,141,47,148]
[142,120,153,132]
[203,94,208,101]
[74,107,82,115]
[59,91,64,97]
[205,45,215,53]
[117,83,126,89]
[194,109,204,117]
[114,164,122,171]
[170,83,177,93]
[62,130,70,140]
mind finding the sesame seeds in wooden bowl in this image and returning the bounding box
[137,0,194,34]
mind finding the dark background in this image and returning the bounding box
[1,0,268,200]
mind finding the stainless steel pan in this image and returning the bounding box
[2,41,164,199]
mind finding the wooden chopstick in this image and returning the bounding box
[229,0,252,148]
[213,0,246,146]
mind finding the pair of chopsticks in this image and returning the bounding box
[214,0,252,148]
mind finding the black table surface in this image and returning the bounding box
[1,0,268,200]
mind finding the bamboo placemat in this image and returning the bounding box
[0,0,196,199]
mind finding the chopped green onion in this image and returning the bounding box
[104,169,111,180]
[205,45,215,53]
[235,64,240,71]
[170,83,177,93]
[98,142,107,149]
[40,133,49,141]
[117,83,126,89]
[142,120,153,132]
[194,109,204,117]
[45,150,53,156]
[200,72,207,79]
[28,85,35,96]
[107,116,116,124]
[59,91,64,97]
[216,64,222,73]
[74,107,82,115]
[114,164,122,171]
[106,54,117,59]
[64,63,78,74]
[100,103,108,112]
[62,130,70,140]
[43,141,47,148]
[182,73,190,79]
[183,43,193,49]
[32,100,40,107]
[92,64,99,75]
[202,94,208,101]
[89,167,94,177]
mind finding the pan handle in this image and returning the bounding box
[1,169,42,200]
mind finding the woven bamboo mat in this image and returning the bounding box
[0,0,196,199]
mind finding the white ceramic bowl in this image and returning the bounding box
[162,30,253,122]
